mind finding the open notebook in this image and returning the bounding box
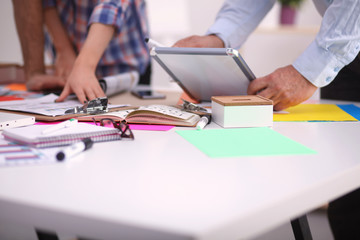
[2,123,121,148]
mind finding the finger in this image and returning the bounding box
[273,101,291,111]
[56,84,71,102]
[84,87,97,102]
[247,78,268,95]
[73,88,88,104]
[256,87,275,101]
[94,86,106,99]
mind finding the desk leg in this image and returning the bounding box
[291,215,313,240]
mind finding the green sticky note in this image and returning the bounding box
[176,127,316,158]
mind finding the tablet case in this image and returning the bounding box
[151,47,256,102]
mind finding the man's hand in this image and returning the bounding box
[173,35,225,48]
[247,65,318,111]
[26,73,65,91]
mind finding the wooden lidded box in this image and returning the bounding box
[211,95,273,128]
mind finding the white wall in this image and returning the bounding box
[0,1,22,64]
[0,0,322,90]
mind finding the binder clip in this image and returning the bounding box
[181,99,208,114]
[65,97,109,115]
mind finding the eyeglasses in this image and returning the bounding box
[93,118,134,140]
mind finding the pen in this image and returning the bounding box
[56,138,93,161]
[196,115,211,130]
[144,37,165,47]
[42,118,78,135]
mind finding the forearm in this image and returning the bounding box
[44,7,74,54]
[74,23,115,72]
[55,22,116,103]
[12,0,45,79]
[293,0,360,88]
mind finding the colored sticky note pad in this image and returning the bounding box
[36,122,174,131]
[176,127,316,158]
[0,96,24,101]
[337,104,360,121]
[129,124,174,131]
[5,83,27,91]
[273,104,357,122]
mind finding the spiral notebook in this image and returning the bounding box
[2,123,121,148]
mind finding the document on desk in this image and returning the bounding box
[176,128,316,158]
[273,104,358,122]
[0,94,128,120]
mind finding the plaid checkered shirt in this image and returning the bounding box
[43,0,150,78]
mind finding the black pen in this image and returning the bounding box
[56,138,93,161]
[196,115,212,130]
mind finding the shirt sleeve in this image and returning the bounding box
[206,0,276,49]
[89,0,130,33]
[293,0,360,87]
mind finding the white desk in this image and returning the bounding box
[0,93,360,240]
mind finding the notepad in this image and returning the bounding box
[176,128,316,158]
[273,104,357,122]
[78,105,201,127]
[2,123,121,148]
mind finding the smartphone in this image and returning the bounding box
[131,90,166,99]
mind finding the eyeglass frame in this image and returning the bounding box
[92,118,134,140]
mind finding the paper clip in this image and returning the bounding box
[181,99,208,113]
[65,97,109,115]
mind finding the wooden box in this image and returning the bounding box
[211,95,273,128]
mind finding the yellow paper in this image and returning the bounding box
[273,104,357,122]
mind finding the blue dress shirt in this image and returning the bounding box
[207,0,360,87]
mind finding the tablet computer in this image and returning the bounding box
[150,47,256,102]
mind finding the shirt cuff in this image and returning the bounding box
[293,40,347,88]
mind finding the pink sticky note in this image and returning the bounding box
[36,121,173,131]
[35,121,62,125]
[129,124,174,131]
[35,121,96,125]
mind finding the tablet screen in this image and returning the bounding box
[151,47,255,102]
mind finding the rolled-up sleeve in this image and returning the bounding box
[293,0,360,87]
[89,0,129,33]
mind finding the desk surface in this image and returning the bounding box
[1,92,360,240]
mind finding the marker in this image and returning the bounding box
[42,118,78,135]
[56,138,93,161]
[196,115,211,130]
[144,38,165,47]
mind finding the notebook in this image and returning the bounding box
[78,105,201,127]
[2,123,121,148]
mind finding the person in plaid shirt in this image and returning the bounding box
[13,0,150,104]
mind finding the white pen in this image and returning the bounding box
[144,37,165,48]
[56,138,93,161]
[196,115,212,130]
[42,118,78,135]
